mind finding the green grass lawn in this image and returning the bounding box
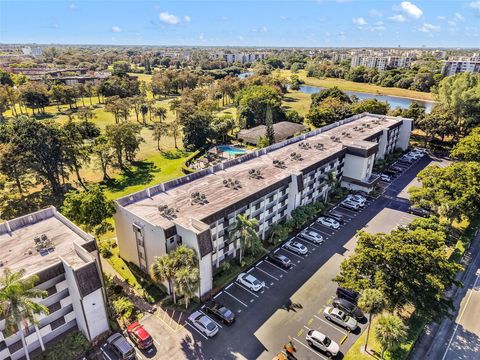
[282,90,312,118]
[276,69,434,102]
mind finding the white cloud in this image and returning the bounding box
[261,26,268,32]
[69,3,76,10]
[111,26,121,32]
[470,1,480,9]
[159,12,180,25]
[454,12,465,22]
[280,15,287,20]
[437,15,446,20]
[184,15,191,22]
[399,1,423,19]
[369,9,383,17]
[389,14,406,22]
[198,33,204,41]
[353,17,368,26]
[418,23,440,33]
[237,35,244,41]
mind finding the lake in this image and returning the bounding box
[297,84,434,113]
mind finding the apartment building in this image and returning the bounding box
[0,207,109,360]
[442,58,480,76]
[350,55,412,70]
[113,113,412,299]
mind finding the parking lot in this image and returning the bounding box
[100,151,433,360]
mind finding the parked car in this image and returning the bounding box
[408,206,430,217]
[380,174,391,182]
[299,230,324,244]
[306,330,340,357]
[346,194,367,206]
[383,169,397,177]
[283,240,308,255]
[317,216,340,229]
[127,322,153,350]
[204,301,235,324]
[332,297,364,320]
[328,211,344,224]
[106,333,136,360]
[188,311,219,337]
[267,253,292,268]
[340,200,361,211]
[336,287,360,304]
[389,165,404,173]
[323,307,358,331]
[237,273,265,292]
[398,156,414,164]
[408,152,422,160]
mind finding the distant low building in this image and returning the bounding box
[237,121,307,145]
[0,207,109,360]
[21,46,42,58]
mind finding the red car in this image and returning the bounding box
[127,322,153,349]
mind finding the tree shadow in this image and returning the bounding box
[162,149,189,159]
[283,96,299,103]
[103,161,160,193]
[0,188,65,220]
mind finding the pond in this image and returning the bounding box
[238,71,253,79]
[296,84,434,113]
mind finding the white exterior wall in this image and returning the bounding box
[376,129,388,159]
[397,119,412,150]
[81,288,109,340]
[342,154,369,181]
[63,264,89,339]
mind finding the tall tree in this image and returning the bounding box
[93,135,114,180]
[231,214,260,265]
[152,121,168,150]
[175,267,200,309]
[450,127,480,162]
[105,122,143,168]
[0,269,49,360]
[151,256,177,303]
[61,185,115,236]
[358,289,386,352]
[265,106,275,145]
[168,120,182,149]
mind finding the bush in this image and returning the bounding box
[98,239,114,258]
[35,331,89,360]
[112,296,135,321]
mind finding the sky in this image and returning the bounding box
[1,0,479,48]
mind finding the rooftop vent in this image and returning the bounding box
[290,152,303,161]
[248,169,262,179]
[223,178,242,189]
[314,143,325,151]
[34,234,55,256]
[298,142,311,150]
[190,191,208,205]
[158,205,177,219]
[273,159,286,169]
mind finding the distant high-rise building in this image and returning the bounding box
[442,58,480,76]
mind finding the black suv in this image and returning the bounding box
[328,211,344,224]
[332,297,364,320]
[408,206,430,217]
[267,253,292,269]
[204,300,235,324]
[336,287,360,304]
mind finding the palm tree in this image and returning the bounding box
[151,256,177,304]
[375,313,408,358]
[175,267,200,309]
[154,106,167,123]
[168,120,182,149]
[140,104,149,125]
[231,214,259,265]
[152,121,168,151]
[358,289,386,353]
[0,268,49,360]
[169,98,182,121]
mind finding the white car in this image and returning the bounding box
[346,194,366,206]
[283,240,308,255]
[299,230,324,244]
[317,216,340,229]
[380,174,391,182]
[407,152,422,160]
[188,311,219,337]
[306,330,340,357]
[340,200,361,211]
[236,273,265,292]
[323,306,358,331]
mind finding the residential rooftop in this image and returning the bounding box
[0,207,95,276]
[118,113,404,231]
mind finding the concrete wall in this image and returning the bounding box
[81,288,109,340]
[397,119,412,150]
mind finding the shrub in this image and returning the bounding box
[35,331,89,360]
[112,296,135,321]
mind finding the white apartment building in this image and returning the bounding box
[442,59,480,76]
[350,55,412,70]
[113,113,412,299]
[0,207,109,360]
[223,53,268,64]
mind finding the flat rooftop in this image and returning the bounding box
[120,114,404,231]
[0,207,94,276]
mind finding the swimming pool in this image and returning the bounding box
[217,145,247,155]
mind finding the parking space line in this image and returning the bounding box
[101,348,113,360]
[185,321,209,340]
[281,247,306,259]
[225,283,233,290]
[314,315,348,335]
[336,206,359,215]
[198,309,223,329]
[264,259,289,273]
[255,266,279,281]
[213,291,222,299]
[247,267,254,273]
[295,237,319,248]
[292,338,328,359]
[135,350,145,360]
[224,290,248,307]
[235,282,260,297]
